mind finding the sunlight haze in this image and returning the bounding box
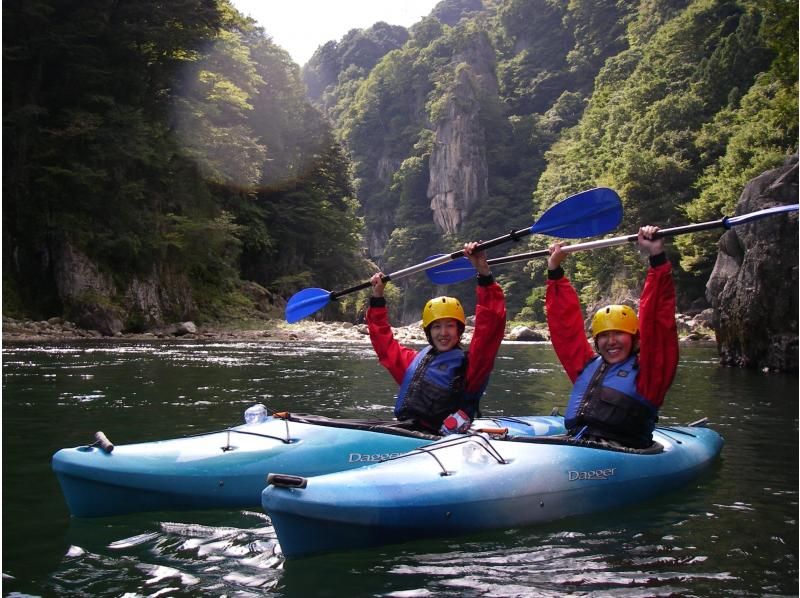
[231,0,441,66]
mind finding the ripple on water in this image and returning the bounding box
[356,523,744,597]
[53,512,283,595]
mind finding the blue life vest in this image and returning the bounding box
[395,346,477,430]
[566,354,658,448]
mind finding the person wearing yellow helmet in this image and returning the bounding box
[590,304,639,365]
[367,241,506,435]
[545,225,679,448]
[421,295,466,352]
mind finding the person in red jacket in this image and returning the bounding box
[367,242,506,435]
[545,225,679,448]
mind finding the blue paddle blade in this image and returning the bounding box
[530,187,622,237]
[426,187,623,285]
[285,287,333,323]
[424,255,475,285]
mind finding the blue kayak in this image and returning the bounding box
[52,410,566,517]
[262,419,723,558]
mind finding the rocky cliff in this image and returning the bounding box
[706,154,798,371]
[427,31,497,234]
[53,240,196,336]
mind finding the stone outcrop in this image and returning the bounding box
[46,240,290,338]
[427,31,497,234]
[706,154,798,371]
[52,241,125,336]
[124,266,195,330]
[240,281,285,317]
[51,240,196,336]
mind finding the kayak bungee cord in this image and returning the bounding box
[378,433,511,476]
[654,417,712,444]
[220,428,296,451]
[480,415,533,428]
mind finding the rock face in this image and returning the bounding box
[124,266,196,330]
[52,240,196,336]
[365,156,403,257]
[427,32,497,234]
[53,242,125,336]
[706,155,798,371]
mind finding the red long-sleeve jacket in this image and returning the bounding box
[545,258,678,408]
[367,281,506,400]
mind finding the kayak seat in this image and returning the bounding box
[279,413,440,441]
[508,434,664,455]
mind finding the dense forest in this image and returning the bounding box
[3,0,797,330]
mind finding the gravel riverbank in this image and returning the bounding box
[2,314,715,346]
[2,316,414,344]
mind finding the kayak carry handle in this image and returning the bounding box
[474,427,509,437]
[267,473,307,489]
[93,431,114,453]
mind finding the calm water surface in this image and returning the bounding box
[2,339,797,597]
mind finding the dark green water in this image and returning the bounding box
[2,339,797,597]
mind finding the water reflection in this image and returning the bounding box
[57,511,282,595]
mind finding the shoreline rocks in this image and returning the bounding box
[2,315,715,346]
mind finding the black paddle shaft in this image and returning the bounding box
[445,225,533,258]
[487,219,726,266]
[330,225,533,299]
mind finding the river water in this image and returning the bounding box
[2,339,797,597]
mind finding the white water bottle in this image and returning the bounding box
[244,403,268,424]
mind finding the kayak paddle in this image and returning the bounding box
[425,203,799,285]
[285,187,623,323]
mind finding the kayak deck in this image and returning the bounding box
[52,412,566,517]
[262,420,724,558]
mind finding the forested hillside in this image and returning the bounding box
[3,0,796,332]
[3,0,363,329]
[304,0,797,322]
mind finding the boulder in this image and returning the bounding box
[706,154,798,371]
[694,308,717,328]
[174,321,197,336]
[507,325,548,342]
[73,303,125,337]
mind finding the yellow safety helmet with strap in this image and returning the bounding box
[421,296,466,329]
[591,304,639,337]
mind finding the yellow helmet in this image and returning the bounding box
[421,296,465,329]
[591,304,639,337]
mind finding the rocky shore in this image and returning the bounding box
[2,314,716,346]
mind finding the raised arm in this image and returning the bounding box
[545,242,595,382]
[366,272,417,384]
[463,241,506,394]
[635,227,679,407]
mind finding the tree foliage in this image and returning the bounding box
[3,0,364,323]
[534,0,791,309]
